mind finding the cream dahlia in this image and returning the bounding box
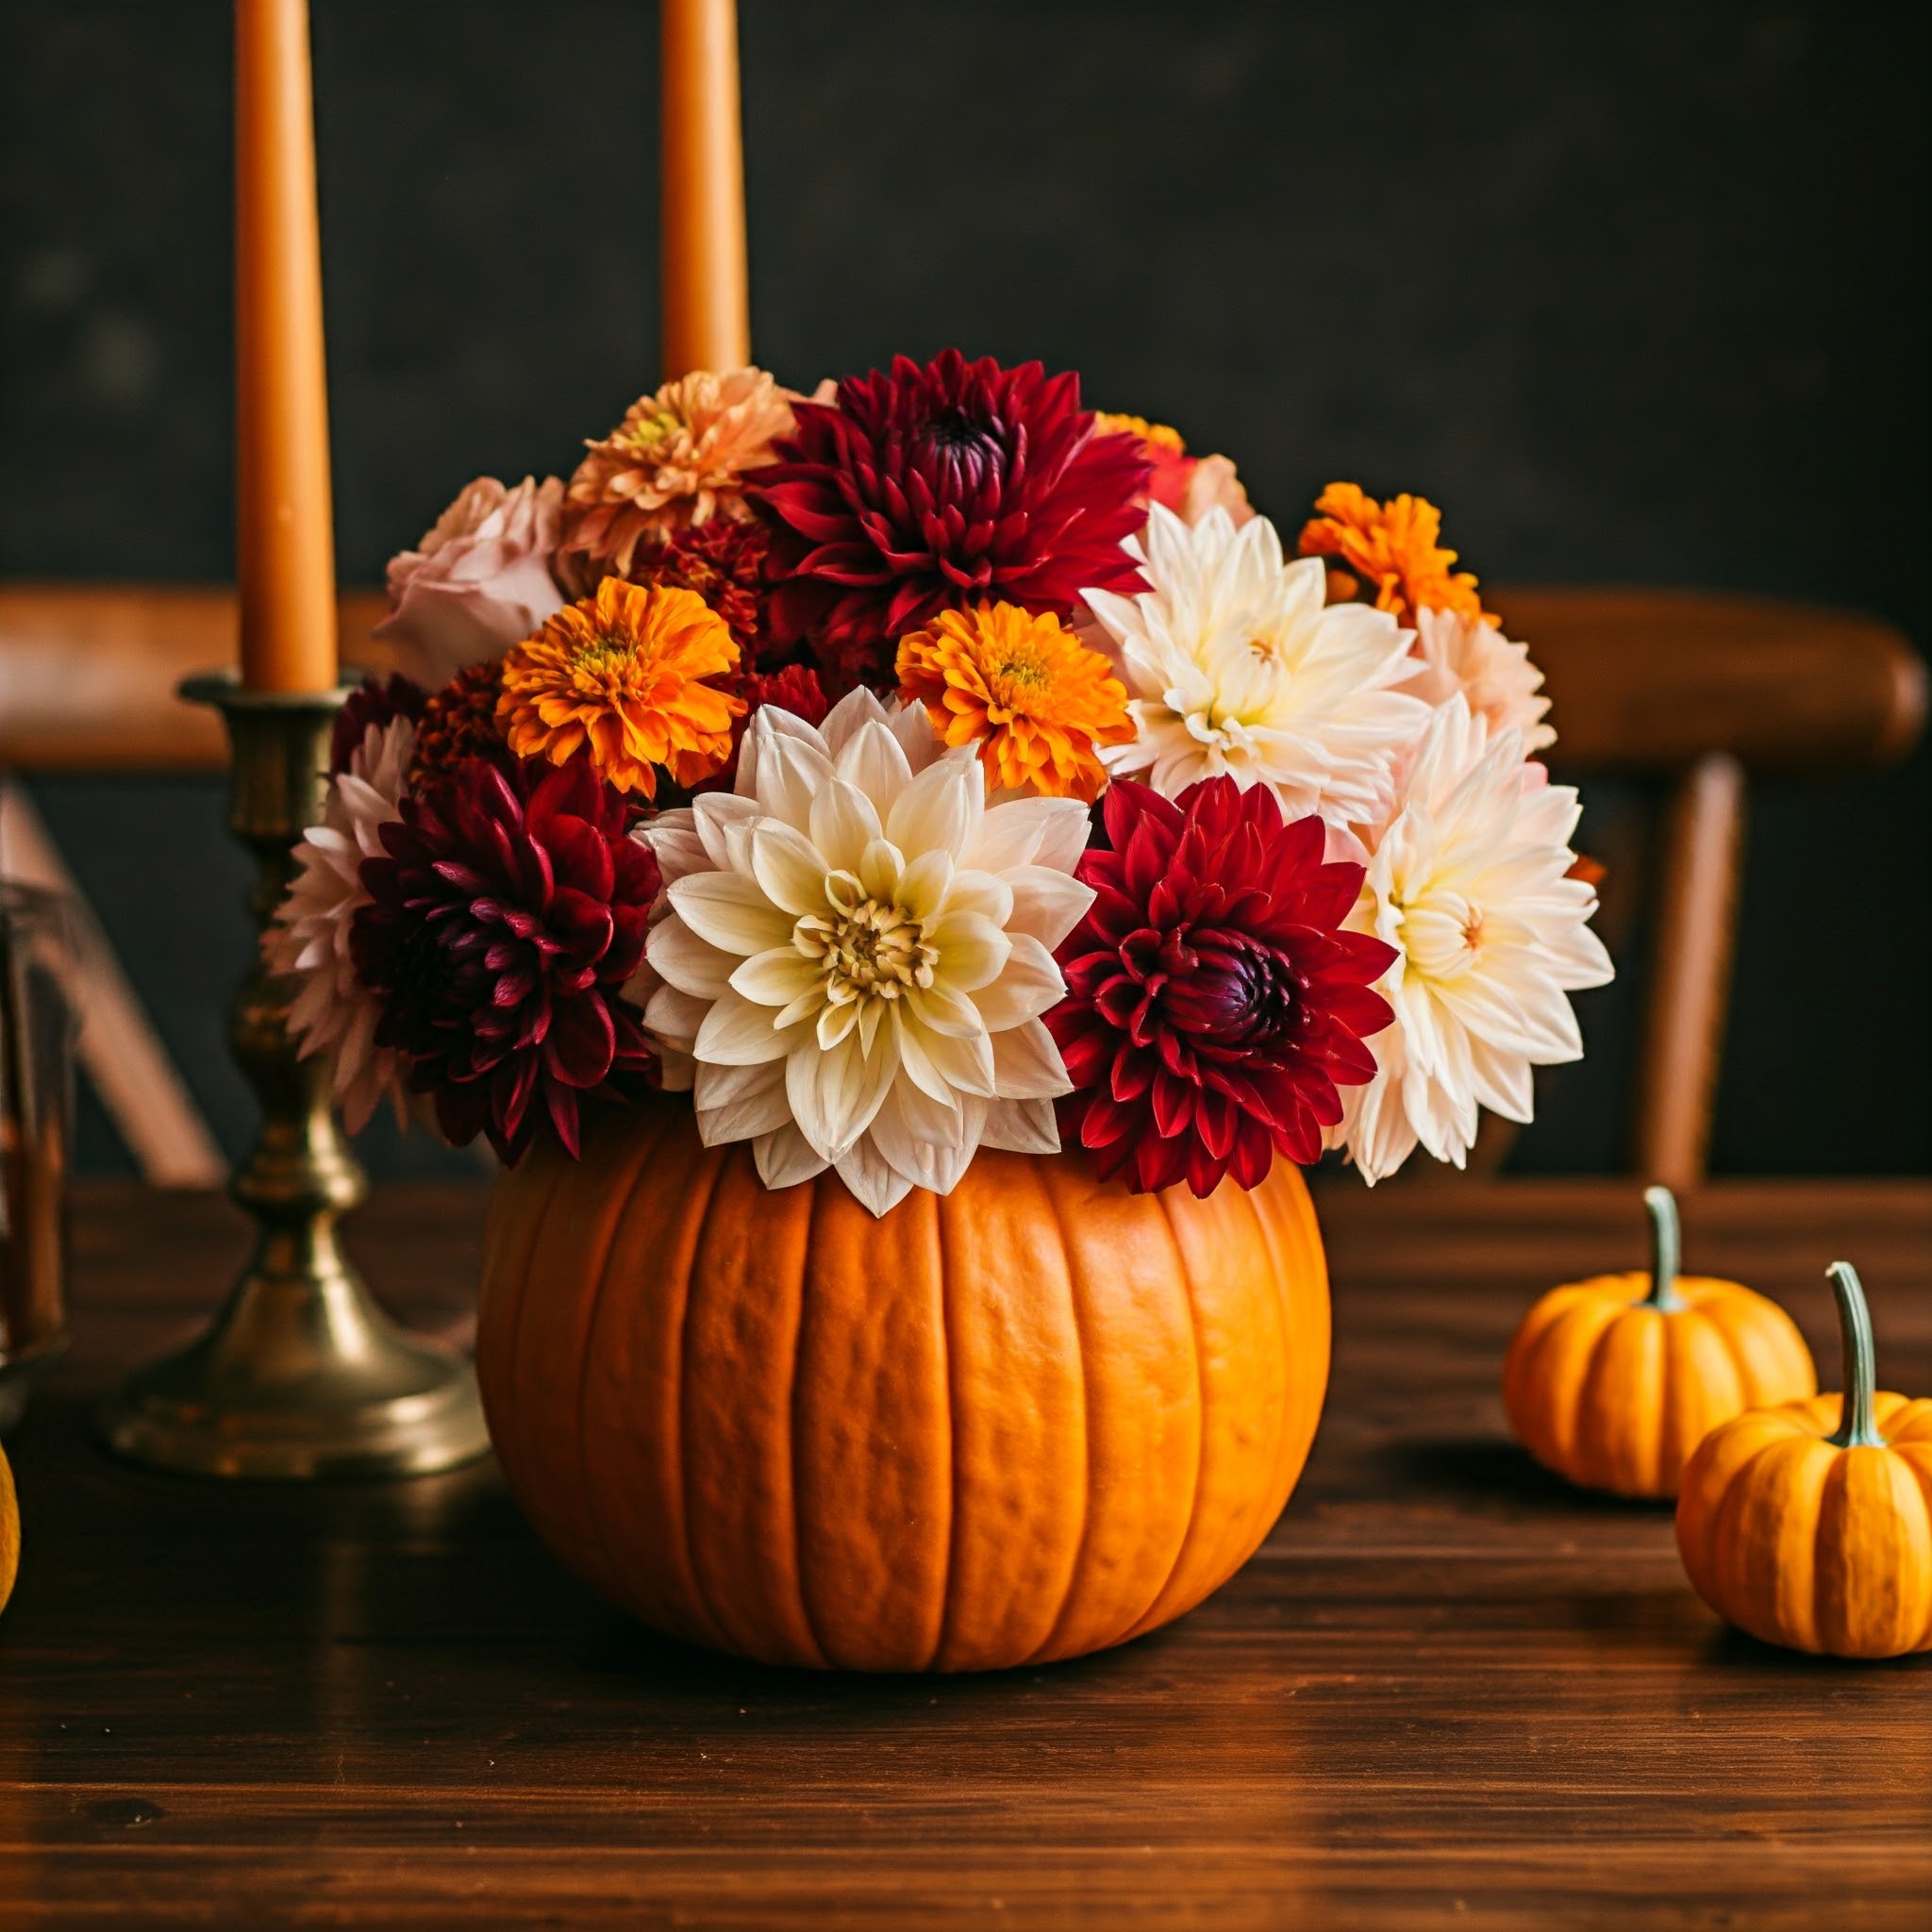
[1331,696,1613,1183]
[1401,607,1555,753]
[1084,505,1430,831]
[264,712,417,1133]
[639,689,1094,1215]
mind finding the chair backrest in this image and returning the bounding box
[0,584,391,773]
[1489,587,1924,1185]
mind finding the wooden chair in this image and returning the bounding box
[2,581,1924,1189]
[1488,586,1924,1186]
[0,584,389,1184]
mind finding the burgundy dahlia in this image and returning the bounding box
[750,349,1151,690]
[329,672,425,777]
[1047,777,1397,1197]
[351,754,658,1163]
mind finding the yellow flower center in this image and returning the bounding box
[991,646,1050,700]
[571,629,643,674]
[795,872,938,1005]
[619,404,687,455]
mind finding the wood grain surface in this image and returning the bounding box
[1,1178,1925,1928]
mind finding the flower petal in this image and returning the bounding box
[693,987,796,1065]
[668,872,794,957]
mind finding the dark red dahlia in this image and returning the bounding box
[693,661,828,794]
[630,516,776,665]
[749,349,1151,690]
[408,658,508,791]
[351,754,658,1163]
[329,672,425,777]
[1047,777,1398,1197]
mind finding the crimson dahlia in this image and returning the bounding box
[750,349,1150,690]
[1048,777,1397,1196]
[351,754,658,1162]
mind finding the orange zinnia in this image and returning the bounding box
[497,578,743,797]
[1296,482,1491,626]
[895,602,1133,803]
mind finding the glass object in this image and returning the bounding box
[0,882,75,1433]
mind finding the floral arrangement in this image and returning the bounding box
[270,351,1610,1210]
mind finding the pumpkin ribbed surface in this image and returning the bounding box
[1675,1391,1932,1657]
[475,1098,1329,1672]
[1502,1273,1815,1498]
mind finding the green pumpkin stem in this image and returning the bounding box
[1641,1186,1684,1312]
[1825,1261,1886,1449]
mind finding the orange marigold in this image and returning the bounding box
[409,658,507,790]
[1296,482,1492,626]
[1093,410,1187,453]
[497,579,743,797]
[894,601,1133,803]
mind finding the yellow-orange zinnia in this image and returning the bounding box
[894,602,1133,803]
[1296,481,1492,627]
[497,578,742,797]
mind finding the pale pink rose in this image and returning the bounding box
[372,475,564,689]
[1399,607,1556,753]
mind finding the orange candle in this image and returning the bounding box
[659,0,750,379]
[234,0,338,691]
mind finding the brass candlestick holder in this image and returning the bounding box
[100,672,488,1478]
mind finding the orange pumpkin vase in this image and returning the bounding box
[475,1097,1331,1672]
[1502,1187,1815,1498]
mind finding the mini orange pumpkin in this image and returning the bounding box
[475,1097,1331,1672]
[0,1442,16,1616]
[1676,1261,1932,1657]
[1502,1187,1815,1498]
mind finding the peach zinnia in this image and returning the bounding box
[895,601,1132,802]
[497,579,743,797]
[560,366,797,580]
[1297,482,1491,626]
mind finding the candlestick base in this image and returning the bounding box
[100,672,488,1480]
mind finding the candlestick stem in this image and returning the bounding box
[100,675,488,1478]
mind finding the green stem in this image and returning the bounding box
[1641,1185,1684,1311]
[1825,1262,1886,1449]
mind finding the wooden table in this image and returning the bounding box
[2,1178,1926,1928]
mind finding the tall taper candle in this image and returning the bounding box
[660,0,750,378]
[235,0,338,691]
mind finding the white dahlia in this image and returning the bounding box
[1332,695,1612,1183]
[641,689,1094,1216]
[1083,504,1430,830]
[1401,607,1556,753]
[264,714,416,1133]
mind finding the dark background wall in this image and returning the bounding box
[1,0,1925,1176]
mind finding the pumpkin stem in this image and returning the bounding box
[1641,1186,1684,1311]
[1824,1261,1886,1449]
